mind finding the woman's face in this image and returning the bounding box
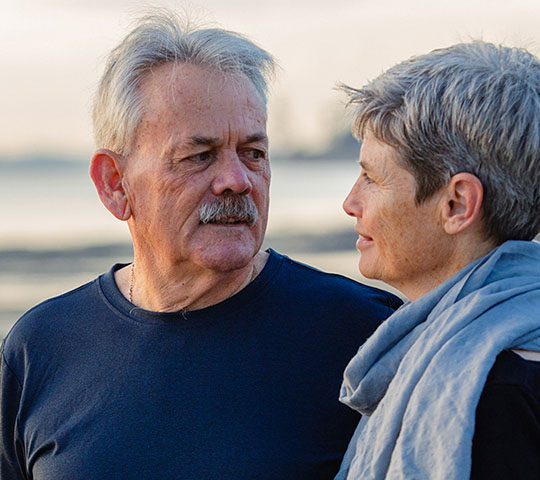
[343,131,454,299]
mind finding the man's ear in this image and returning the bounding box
[441,172,483,235]
[90,149,132,221]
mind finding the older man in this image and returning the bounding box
[0,11,400,480]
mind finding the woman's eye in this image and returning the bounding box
[361,171,374,183]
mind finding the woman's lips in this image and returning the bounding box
[356,233,374,250]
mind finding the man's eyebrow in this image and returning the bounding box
[187,136,220,146]
[185,133,267,146]
[245,133,268,144]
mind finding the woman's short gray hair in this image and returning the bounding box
[92,9,276,156]
[342,41,540,243]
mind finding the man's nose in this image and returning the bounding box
[211,152,252,196]
[343,179,363,218]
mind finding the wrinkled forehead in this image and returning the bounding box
[139,62,265,117]
[130,62,267,153]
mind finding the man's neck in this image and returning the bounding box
[114,250,269,312]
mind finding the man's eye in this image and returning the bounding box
[242,149,266,161]
[187,151,213,162]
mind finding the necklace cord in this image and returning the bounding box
[129,263,134,303]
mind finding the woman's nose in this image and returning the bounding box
[343,179,363,218]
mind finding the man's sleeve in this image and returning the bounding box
[1,341,27,480]
[471,384,540,479]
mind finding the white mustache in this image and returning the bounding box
[199,195,258,226]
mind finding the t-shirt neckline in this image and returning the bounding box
[98,248,282,324]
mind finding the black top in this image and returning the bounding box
[472,350,540,479]
[1,249,401,480]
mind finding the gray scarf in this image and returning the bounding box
[336,240,540,479]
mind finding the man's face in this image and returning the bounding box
[123,63,270,273]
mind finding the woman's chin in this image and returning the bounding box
[357,258,379,280]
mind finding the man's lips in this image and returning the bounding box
[201,216,250,225]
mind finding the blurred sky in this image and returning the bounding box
[3,0,540,157]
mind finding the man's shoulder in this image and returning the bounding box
[264,251,401,348]
[2,276,100,359]
[273,251,402,310]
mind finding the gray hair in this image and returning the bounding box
[342,41,540,243]
[92,9,276,156]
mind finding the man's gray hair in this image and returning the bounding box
[93,9,276,156]
[342,41,540,243]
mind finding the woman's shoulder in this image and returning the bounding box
[471,350,540,479]
[477,350,540,430]
[484,349,540,392]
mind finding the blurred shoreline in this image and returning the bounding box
[0,153,390,338]
[0,228,402,338]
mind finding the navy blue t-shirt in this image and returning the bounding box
[1,250,401,479]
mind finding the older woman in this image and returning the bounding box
[336,42,540,479]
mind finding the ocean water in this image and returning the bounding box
[1,157,384,337]
[0,157,359,248]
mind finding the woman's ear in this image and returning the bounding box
[441,172,483,235]
[90,149,132,221]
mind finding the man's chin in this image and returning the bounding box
[193,241,260,273]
